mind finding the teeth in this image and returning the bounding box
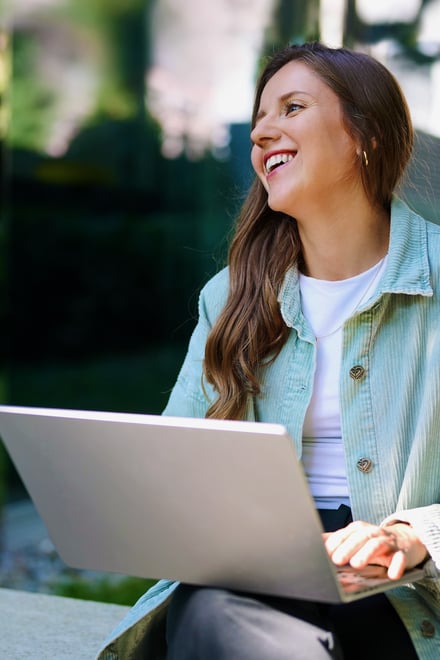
[265,152,294,174]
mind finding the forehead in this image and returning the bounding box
[257,60,340,109]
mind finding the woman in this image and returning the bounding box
[98,42,440,659]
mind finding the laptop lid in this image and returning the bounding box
[0,405,423,603]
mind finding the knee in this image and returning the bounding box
[168,585,232,636]
[166,585,233,656]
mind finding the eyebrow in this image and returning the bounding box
[255,89,311,123]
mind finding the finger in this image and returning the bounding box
[332,534,385,566]
[348,537,390,569]
[327,524,380,564]
[387,551,407,580]
[325,522,370,554]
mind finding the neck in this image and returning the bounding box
[297,199,390,280]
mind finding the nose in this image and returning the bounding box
[250,114,281,147]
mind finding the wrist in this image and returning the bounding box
[383,522,430,565]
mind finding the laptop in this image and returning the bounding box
[0,405,425,603]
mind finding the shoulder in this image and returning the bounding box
[408,203,440,257]
[395,197,440,236]
[403,201,440,286]
[393,197,440,252]
[424,216,440,242]
[198,267,230,325]
[201,266,230,295]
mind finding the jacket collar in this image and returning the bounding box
[278,198,433,333]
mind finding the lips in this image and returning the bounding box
[264,151,296,175]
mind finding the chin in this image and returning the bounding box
[267,197,295,216]
[266,184,300,214]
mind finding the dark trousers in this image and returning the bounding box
[166,584,418,660]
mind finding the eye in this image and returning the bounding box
[284,102,303,115]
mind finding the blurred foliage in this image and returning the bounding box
[0,26,9,536]
[345,0,439,63]
[54,574,157,606]
[9,155,232,364]
[0,30,10,141]
[9,36,57,151]
[7,0,234,369]
[4,0,235,518]
[9,344,187,415]
[274,0,320,46]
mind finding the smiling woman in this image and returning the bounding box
[203,43,409,423]
[250,60,363,221]
[98,43,440,660]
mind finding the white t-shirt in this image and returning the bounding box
[299,256,387,509]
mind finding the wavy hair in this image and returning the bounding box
[203,42,414,420]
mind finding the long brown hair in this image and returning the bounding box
[204,42,414,420]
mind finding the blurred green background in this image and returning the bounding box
[0,0,439,604]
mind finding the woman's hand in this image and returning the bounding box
[324,520,429,580]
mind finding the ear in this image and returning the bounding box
[356,137,377,158]
[357,137,377,155]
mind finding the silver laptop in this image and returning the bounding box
[0,405,424,603]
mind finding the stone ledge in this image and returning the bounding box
[0,587,129,659]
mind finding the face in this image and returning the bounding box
[250,61,361,218]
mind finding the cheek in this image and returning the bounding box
[251,146,268,189]
[327,123,359,166]
[250,145,261,171]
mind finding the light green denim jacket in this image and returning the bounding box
[98,199,440,659]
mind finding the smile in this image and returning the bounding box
[264,152,296,175]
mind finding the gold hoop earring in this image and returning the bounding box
[362,150,369,167]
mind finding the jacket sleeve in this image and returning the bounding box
[383,504,440,600]
[162,269,229,419]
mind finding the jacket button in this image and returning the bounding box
[420,620,435,638]
[356,458,373,473]
[349,365,365,380]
